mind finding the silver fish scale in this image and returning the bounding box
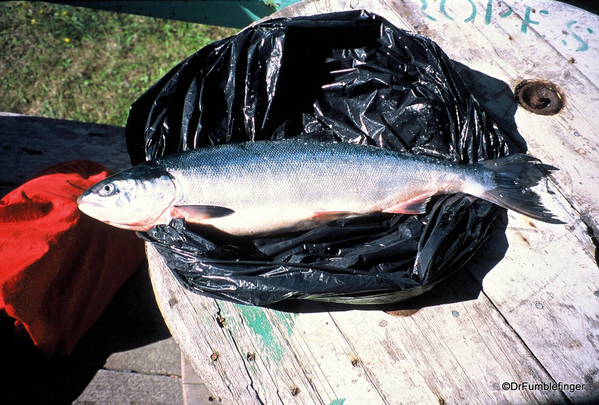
[158,140,461,214]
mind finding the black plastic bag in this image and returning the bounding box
[126,10,518,305]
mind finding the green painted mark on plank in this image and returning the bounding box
[236,305,296,362]
[328,399,346,405]
[273,309,296,336]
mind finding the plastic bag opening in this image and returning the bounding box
[127,10,518,306]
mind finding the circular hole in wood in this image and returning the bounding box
[515,80,564,115]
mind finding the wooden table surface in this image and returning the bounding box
[146,1,599,404]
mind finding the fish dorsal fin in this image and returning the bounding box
[383,194,433,215]
[171,205,235,223]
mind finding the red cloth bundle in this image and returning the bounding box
[0,160,145,357]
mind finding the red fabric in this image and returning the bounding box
[0,160,145,357]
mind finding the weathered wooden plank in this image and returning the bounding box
[147,269,257,404]
[181,352,217,405]
[148,239,572,404]
[466,211,599,402]
[148,242,376,404]
[328,281,567,404]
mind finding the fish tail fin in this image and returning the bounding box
[477,154,563,224]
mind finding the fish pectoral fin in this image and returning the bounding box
[171,205,235,222]
[383,194,433,215]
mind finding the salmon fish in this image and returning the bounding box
[77,140,560,236]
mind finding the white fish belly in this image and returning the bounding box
[197,206,327,235]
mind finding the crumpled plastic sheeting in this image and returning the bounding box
[127,10,519,305]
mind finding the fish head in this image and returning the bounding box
[77,163,176,231]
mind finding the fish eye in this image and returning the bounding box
[98,183,118,197]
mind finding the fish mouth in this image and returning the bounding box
[77,199,95,206]
[76,198,104,209]
[76,197,112,220]
[76,192,92,205]
[78,201,160,232]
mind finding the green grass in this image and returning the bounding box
[0,1,238,126]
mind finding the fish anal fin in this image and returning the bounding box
[312,211,355,222]
[383,194,433,215]
[171,205,235,223]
